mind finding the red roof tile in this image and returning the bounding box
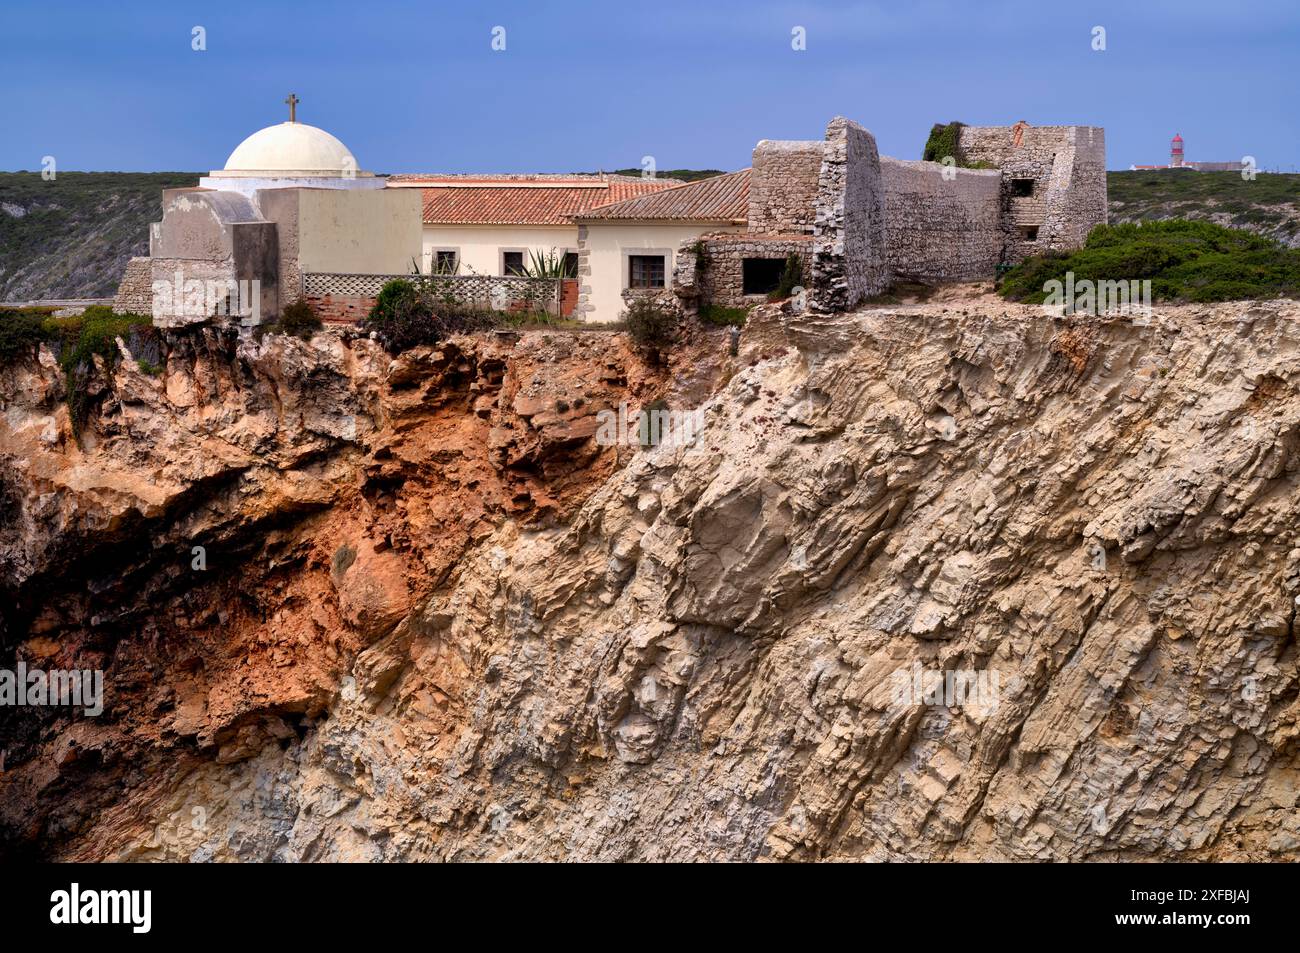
[577,170,750,223]
[399,175,682,226]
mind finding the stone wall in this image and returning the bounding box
[666,119,1107,319]
[572,224,595,321]
[880,158,1002,284]
[748,140,823,234]
[675,233,814,311]
[810,117,889,310]
[112,256,154,315]
[959,125,1107,264]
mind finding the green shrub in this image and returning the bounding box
[362,279,500,353]
[922,122,964,165]
[26,308,154,432]
[698,304,749,327]
[370,279,419,323]
[622,297,679,361]
[921,122,995,169]
[769,253,804,302]
[363,279,433,352]
[687,240,710,273]
[997,219,1300,304]
[0,310,51,362]
[277,298,323,339]
[521,248,568,279]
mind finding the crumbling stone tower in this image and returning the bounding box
[959,124,1107,264]
[810,117,890,310]
[678,117,891,315]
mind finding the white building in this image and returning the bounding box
[572,170,750,321]
[385,174,679,282]
[120,101,755,326]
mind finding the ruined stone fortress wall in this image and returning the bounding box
[748,140,823,235]
[693,118,891,312]
[674,233,814,311]
[959,125,1107,263]
[810,117,889,310]
[880,158,1002,284]
[677,119,1104,315]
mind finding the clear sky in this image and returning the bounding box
[2,0,1297,174]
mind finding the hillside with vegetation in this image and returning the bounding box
[998,218,1300,305]
[1107,170,1300,247]
[0,171,198,302]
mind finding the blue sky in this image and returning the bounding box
[1,0,1297,173]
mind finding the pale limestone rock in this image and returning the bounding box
[3,297,1300,862]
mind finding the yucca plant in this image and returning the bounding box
[431,254,460,276]
[522,248,568,280]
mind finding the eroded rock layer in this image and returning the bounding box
[2,296,1298,861]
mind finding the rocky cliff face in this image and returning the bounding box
[2,296,1299,861]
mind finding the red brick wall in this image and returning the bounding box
[304,294,376,324]
[561,279,579,317]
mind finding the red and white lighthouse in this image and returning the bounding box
[1170,133,1185,167]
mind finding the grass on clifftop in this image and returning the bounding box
[997,219,1300,304]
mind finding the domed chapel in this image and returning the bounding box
[124,95,420,326]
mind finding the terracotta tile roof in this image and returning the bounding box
[394,175,682,226]
[576,170,750,223]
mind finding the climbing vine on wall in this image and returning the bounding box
[922,122,994,169]
[922,121,967,166]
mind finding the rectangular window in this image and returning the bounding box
[628,255,665,288]
[563,252,579,279]
[503,251,525,276]
[434,250,458,274]
[1010,178,1035,197]
[742,257,785,295]
[1020,225,1039,241]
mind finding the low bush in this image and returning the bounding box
[276,298,324,339]
[922,122,964,164]
[362,279,503,353]
[698,304,749,327]
[622,297,679,362]
[0,310,51,362]
[50,308,153,431]
[997,219,1300,304]
[920,121,995,169]
[363,279,435,352]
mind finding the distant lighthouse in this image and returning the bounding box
[1170,133,1184,168]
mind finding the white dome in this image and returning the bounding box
[219,122,362,177]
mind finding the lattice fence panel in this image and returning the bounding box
[303,273,561,313]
